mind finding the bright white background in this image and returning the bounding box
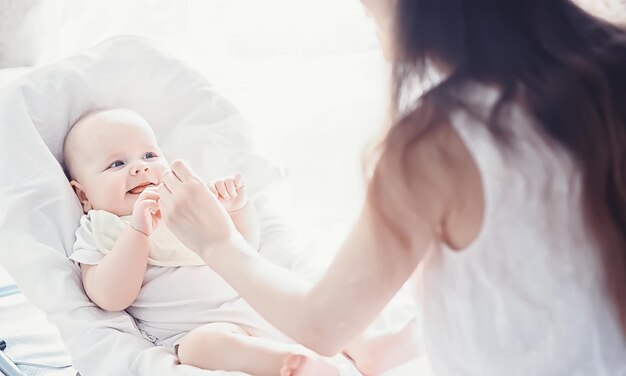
[6,0,622,268]
[1,0,621,278]
[29,0,392,263]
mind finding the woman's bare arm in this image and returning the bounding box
[205,198,431,356]
[158,122,465,356]
[229,203,261,251]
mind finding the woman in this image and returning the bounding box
[158,0,626,374]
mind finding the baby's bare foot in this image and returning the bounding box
[280,351,339,376]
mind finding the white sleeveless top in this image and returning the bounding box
[417,84,626,375]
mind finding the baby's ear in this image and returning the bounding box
[70,180,92,213]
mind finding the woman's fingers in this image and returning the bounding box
[154,172,237,255]
[157,182,173,201]
[171,160,196,183]
[161,170,182,193]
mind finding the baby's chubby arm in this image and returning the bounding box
[209,173,261,251]
[80,189,160,312]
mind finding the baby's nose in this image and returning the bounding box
[131,165,150,175]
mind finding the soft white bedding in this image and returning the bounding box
[0,36,428,375]
[0,36,304,376]
[0,67,30,87]
[0,289,428,376]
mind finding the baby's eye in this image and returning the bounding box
[108,160,125,169]
[143,152,158,159]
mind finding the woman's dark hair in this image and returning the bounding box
[378,0,626,331]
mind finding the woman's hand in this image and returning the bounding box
[157,160,240,258]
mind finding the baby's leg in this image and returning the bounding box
[176,322,338,376]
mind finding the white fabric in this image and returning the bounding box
[0,0,45,67]
[39,0,377,64]
[418,84,626,375]
[69,207,292,347]
[0,67,29,87]
[78,210,206,267]
[0,36,327,376]
[0,293,76,376]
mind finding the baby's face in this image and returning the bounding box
[66,110,170,216]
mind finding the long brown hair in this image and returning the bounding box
[373,0,626,330]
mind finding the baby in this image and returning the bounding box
[63,108,343,375]
[63,108,418,376]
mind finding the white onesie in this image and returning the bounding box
[68,210,291,348]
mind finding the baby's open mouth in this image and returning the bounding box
[128,183,156,195]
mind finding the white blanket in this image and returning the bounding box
[0,35,355,376]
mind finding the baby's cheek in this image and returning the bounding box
[108,192,135,217]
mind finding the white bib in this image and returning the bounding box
[88,210,206,267]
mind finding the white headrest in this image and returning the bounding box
[11,35,284,194]
[0,36,288,374]
[0,35,283,267]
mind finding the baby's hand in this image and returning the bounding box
[130,187,161,236]
[208,173,248,213]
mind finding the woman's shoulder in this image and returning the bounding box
[382,102,478,193]
[375,103,484,249]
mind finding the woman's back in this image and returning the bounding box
[417,84,626,375]
[364,1,626,372]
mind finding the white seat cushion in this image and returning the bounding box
[0,35,289,376]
